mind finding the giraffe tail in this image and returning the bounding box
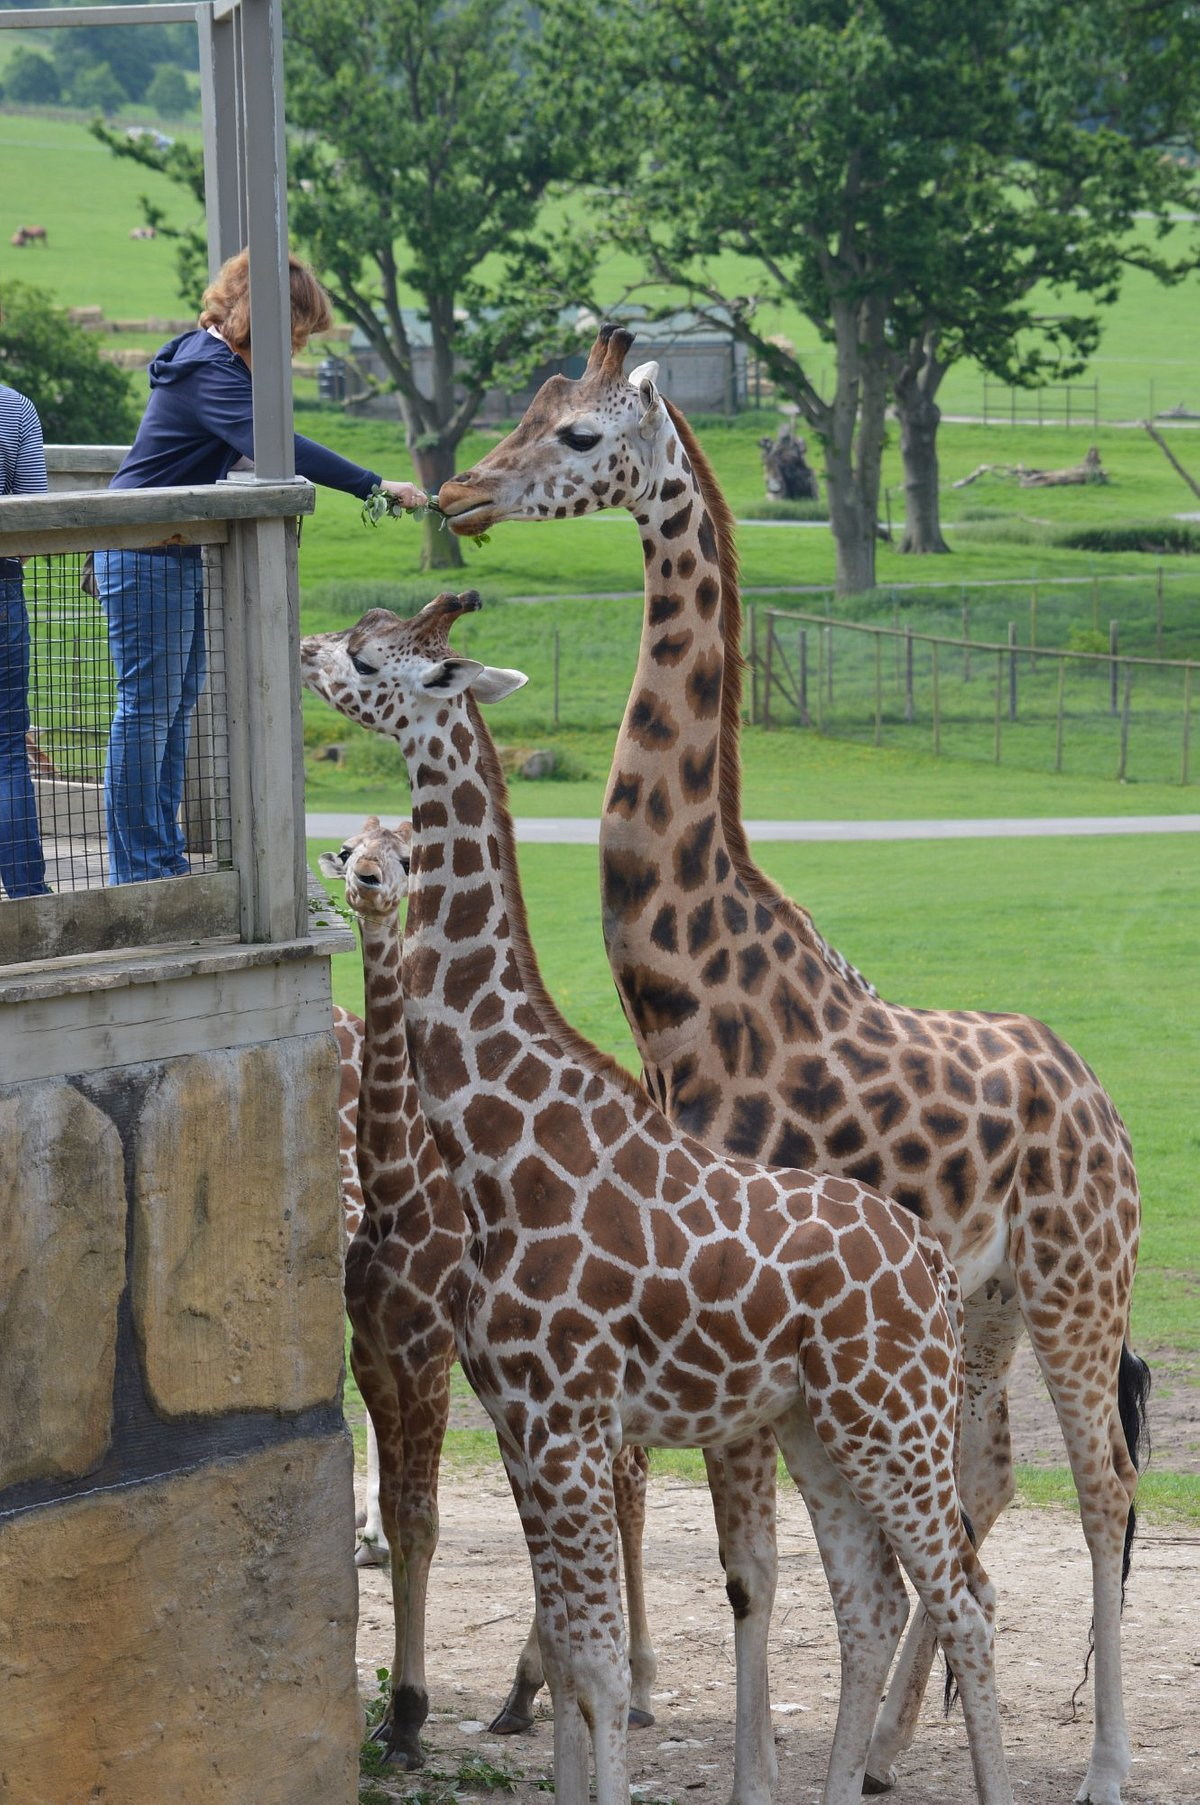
[1117,1341,1152,1601]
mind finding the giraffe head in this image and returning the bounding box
[340,819,416,922]
[437,325,670,532]
[318,816,413,887]
[300,591,528,753]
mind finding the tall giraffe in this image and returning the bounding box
[322,817,661,1755]
[436,328,1150,1805]
[300,591,1012,1805]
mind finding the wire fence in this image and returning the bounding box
[753,603,1197,785]
[15,549,230,895]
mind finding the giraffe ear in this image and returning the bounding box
[470,665,529,704]
[419,657,486,696]
[630,361,664,439]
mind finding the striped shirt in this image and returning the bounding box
[0,384,48,497]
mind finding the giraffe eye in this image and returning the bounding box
[559,426,601,452]
[350,654,379,676]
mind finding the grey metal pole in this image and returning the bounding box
[240,0,295,481]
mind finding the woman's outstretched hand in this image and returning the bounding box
[379,479,428,511]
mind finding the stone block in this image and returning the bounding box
[0,1084,125,1490]
[132,1036,345,1417]
[0,1437,359,1805]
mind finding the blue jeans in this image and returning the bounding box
[97,547,206,886]
[0,568,50,899]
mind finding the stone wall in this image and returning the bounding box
[0,1014,360,1804]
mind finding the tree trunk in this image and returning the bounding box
[895,337,950,555]
[825,469,878,597]
[411,440,464,571]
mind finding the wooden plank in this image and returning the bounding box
[1,957,339,1085]
[0,873,240,968]
[0,3,197,24]
[13,522,229,557]
[0,480,315,545]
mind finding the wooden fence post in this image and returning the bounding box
[552,627,560,727]
[873,634,882,747]
[994,650,1003,763]
[1109,620,1119,716]
[1091,575,1099,632]
[748,605,758,725]
[763,612,774,732]
[1008,622,1017,722]
[1156,567,1164,660]
[1055,657,1066,773]
[932,641,941,757]
[826,623,834,705]
[1117,666,1132,781]
[904,627,914,724]
[799,630,810,726]
[962,599,971,682]
[1182,665,1193,786]
[1030,586,1038,672]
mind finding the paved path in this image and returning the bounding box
[307,811,1200,846]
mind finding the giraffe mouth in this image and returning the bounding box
[435,483,502,534]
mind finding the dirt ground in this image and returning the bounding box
[354,1342,1200,1804]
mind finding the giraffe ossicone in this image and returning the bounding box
[301,593,1013,1805]
[437,328,1149,1805]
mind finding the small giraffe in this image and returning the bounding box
[300,592,1012,1805]
[437,331,1150,1805]
[328,997,389,1566]
[323,818,661,1753]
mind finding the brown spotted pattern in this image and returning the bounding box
[439,329,1146,1805]
[327,818,659,1757]
[301,595,1012,1805]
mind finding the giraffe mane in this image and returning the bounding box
[662,399,877,1000]
[465,693,657,1107]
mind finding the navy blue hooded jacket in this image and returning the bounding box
[110,328,381,498]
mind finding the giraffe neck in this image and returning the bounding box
[602,409,875,1051]
[355,908,432,1213]
[401,696,645,1185]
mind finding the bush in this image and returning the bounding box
[0,281,139,442]
[1056,522,1200,555]
[3,47,61,105]
[69,61,128,116]
[145,63,194,120]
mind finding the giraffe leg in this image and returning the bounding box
[489,1443,655,1735]
[356,1416,389,1568]
[498,1428,630,1805]
[351,1335,451,1769]
[866,1286,1025,1789]
[1022,1325,1143,1805]
[706,1430,781,1805]
[614,1442,657,1725]
[774,1405,911,1805]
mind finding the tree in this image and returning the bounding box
[68,60,127,117]
[145,63,194,121]
[283,0,606,569]
[2,46,61,105]
[886,0,1200,554]
[552,0,1025,597]
[0,281,139,442]
[52,19,196,106]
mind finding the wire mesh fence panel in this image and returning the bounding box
[19,547,231,895]
[759,608,1198,786]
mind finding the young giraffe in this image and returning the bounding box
[323,818,661,1757]
[300,591,1012,1805]
[436,328,1149,1805]
[329,998,389,1566]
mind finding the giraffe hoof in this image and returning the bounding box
[370,1721,425,1769]
[355,1537,389,1569]
[488,1707,536,1736]
[862,1775,895,1796]
[627,1707,656,1730]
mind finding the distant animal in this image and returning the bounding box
[25,729,60,778]
[759,418,820,502]
[128,226,158,241]
[10,226,47,248]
